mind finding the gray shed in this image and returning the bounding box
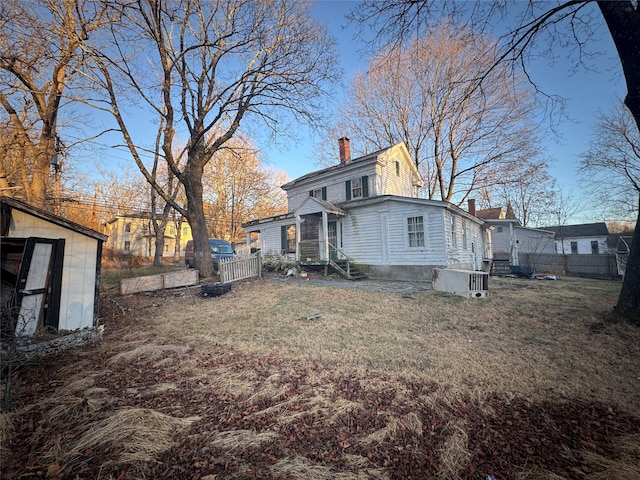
[1,196,107,336]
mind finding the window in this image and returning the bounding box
[450,215,457,247]
[462,220,468,249]
[395,161,400,176]
[351,177,362,198]
[497,226,503,233]
[281,225,296,254]
[570,241,578,254]
[407,216,425,247]
[309,187,327,200]
[142,224,149,235]
[182,226,188,236]
[591,240,599,254]
[124,241,131,251]
[125,222,131,233]
[345,175,369,200]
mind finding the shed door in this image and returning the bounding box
[15,238,63,335]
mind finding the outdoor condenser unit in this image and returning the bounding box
[432,268,489,298]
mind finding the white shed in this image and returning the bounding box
[1,196,107,336]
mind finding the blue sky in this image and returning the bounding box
[260,0,628,221]
[76,1,628,222]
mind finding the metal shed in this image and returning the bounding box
[1,196,107,337]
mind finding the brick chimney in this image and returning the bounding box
[338,137,351,164]
[468,198,476,216]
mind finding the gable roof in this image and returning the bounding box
[475,207,504,219]
[540,222,609,238]
[281,141,423,189]
[1,196,108,241]
[294,196,346,216]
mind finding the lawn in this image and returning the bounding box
[2,273,640,479]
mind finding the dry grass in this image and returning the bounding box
[146,276,639,412]
[5,275,639,479]
[61,408,197,464]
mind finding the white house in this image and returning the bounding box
[540,223,610,255]
[1,196,107,336]
[475,207,555,265]
[242,139,490,281]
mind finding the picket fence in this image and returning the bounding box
[219,253,262,283]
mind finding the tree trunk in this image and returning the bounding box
[598,1,640,324]
[616,197,640,324]
[154,228,165,267]
[183,161,213,278]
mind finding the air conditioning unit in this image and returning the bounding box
[432,268,488,298]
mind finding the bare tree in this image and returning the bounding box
[0,0,110,209]
[88,0,340,278]
[580,102,640,220]
[480,157,558,227]
[349,0,640,323]
[329,20,541,204]
[202,136,287,241]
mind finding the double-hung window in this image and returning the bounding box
[462,220,468,249]
[345,175,369,200]
[450,215,457,247]
[407,216,425,247]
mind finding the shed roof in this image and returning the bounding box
[1,196,108,241]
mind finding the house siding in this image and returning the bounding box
[556,237,608,255]
[8,209,100,331]
[285,144,419,211]
[444,210,484,270]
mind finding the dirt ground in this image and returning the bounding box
[2,275,640,480]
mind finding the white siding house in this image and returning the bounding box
[242,139,490,281]
[540,223,610,255]
[1,196,107,336]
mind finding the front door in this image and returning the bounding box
[328,221,337,260]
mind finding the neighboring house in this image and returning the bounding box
[1,196,107,335]
[475,206,555,265]
[242,139,490,281]
[105,213,192,258]
[541,223,610,254]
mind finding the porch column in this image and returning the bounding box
[245,231,252,252]
[322,211,329,261]
[295,214,301,261]
[510,223,519,266]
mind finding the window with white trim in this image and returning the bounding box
[450,215,457,247]
[351,177,362,198]
[462,220,468,249]
[407,216,425,247]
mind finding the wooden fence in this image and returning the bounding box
[219,253,262,283]
[518,252,623,279]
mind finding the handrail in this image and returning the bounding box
[328,242,350,275]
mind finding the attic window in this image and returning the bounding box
[125,222,131,233]
[395,161,400,176]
